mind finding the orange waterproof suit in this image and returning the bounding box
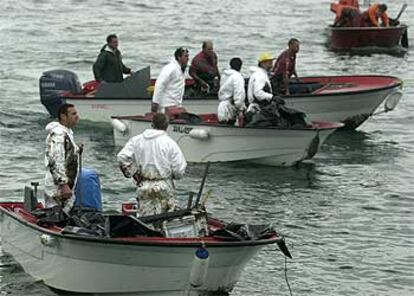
[331,0,360,23]
[362,4,389,27]
[339,0,359,9]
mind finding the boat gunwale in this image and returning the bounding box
[110,116,344,131]
[328,24,408,32]
[63,75,402,100]
[0,204,281,248]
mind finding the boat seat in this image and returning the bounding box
[313,83,356,94]
[171,119,187,124]
[13,207,39,224]
[82,80,100,95]
[289,82,324,94]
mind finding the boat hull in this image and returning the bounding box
[0,209,266,295]
[112,118,341,166]
[285,86,399,129]
[327,25,408,51]
[66,75,402,129]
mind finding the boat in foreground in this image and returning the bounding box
[40,67,403,129]
[111,113,343,166]
[0,199,288,295]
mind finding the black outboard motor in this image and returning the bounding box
[401,27,409,49]
[39,70,82,117]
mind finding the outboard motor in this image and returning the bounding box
[39,70,82,117]
[401,28,409,49]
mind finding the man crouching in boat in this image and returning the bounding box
[217,57,246,125]
[44,103,80,213]
[361,3,389,27]
[245,52,285,123]
[117,113,187,217]
[246,52,275,113]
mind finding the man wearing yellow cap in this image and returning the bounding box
[246,52,276,117]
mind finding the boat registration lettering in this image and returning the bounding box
[173,126,193,134]
[91,104,109,110]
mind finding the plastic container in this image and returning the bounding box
[189,246,210,287]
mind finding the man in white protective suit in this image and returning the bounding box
[247,52,275,112]
[246,52,285,123]
[217,57,246,125]
[44,103,81,213]
[117,113,187,217]
[151,47,190,114]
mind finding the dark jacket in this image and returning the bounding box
[93,45,131,83]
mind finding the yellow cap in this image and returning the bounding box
[258,52,274,63]
[147,85,155,95]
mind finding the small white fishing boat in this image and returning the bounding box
[39,67,402,129]
[0,194,290,295]
[111,113,343,166]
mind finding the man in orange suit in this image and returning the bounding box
[362,3,389,27]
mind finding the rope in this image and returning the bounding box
[284,255,293,296]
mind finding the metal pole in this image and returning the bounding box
[77,145,83,214]
[195,162,210,206]
[395,3,408,22]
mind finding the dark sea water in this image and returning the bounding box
[0,0,413,295]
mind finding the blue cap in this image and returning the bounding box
[195,247,209,259]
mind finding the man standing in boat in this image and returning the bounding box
[44,103,81,213]
[117,113,187,217]
[93,34,132,83]
[217,57,246,125]
[189,41,220,95]
[151,47,189,114]
[271,38,300,96]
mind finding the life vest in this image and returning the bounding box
[339,0,359,8]
[331,0,360,21]
[361,4,389,27]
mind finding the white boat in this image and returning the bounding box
[111,113,343,166]
[39,67,403,129]
[0,200,289,295]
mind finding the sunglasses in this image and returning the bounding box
[177,47,189,54]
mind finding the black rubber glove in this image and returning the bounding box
[272,96,286,105]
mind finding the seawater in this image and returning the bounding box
[0,0,413,295]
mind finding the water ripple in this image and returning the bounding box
[0,0,413,295]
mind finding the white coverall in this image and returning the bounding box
[217,69,246,122]
[117,129,187,216]
[247,66,273,113]
[44,122,80,212]
[152,58,186,113]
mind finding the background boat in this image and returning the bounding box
[327,25,409,52]
[40,68,403,129]
[327,0,409,53]
[2,0,413,295]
